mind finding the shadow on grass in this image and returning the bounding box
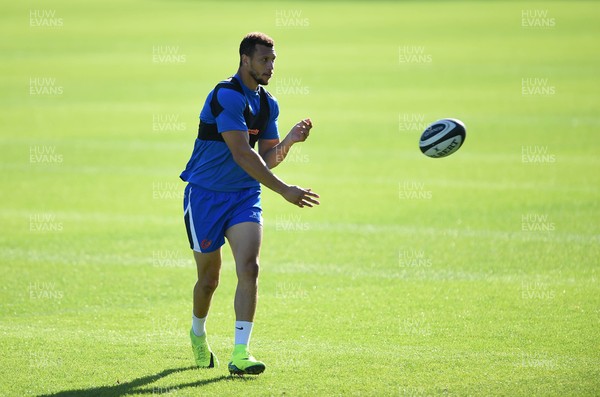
[36,366,256,396]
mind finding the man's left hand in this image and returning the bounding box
[289,118,313,143]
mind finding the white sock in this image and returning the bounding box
[234,321,253,346]
[192,313,206,337]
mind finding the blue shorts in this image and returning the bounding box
[183,184,262,253]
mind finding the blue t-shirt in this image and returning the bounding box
[180,74,280,192]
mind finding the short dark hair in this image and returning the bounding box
[239,32,274,66]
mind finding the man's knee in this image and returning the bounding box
[197,276,219,295]
[237,260,259,281]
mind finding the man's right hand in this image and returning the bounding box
[282,185,320,208]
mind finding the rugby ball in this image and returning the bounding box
[419,118,466,158]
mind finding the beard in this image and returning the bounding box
[249,69,269,86]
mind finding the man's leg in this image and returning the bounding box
[225,221,266,375]
[226,222,261,322]
[190,248,222,368]
[193,249,222,319]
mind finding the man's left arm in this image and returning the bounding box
[260,118,313,169]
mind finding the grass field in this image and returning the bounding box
[1,1,599,396]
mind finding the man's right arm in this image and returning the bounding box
[221,130,319,208]
[222,130,287,194]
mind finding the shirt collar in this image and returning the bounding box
[233,73,259,96]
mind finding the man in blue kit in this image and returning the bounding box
[180,32,320,375]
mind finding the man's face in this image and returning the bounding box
[246,44,276,86]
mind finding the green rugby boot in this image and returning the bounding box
[228,344,266,375]
[190,328,218,368]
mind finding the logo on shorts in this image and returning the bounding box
[200,239,212,250]
[249,211,262,222]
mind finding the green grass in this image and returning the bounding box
[1,1,599,396]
